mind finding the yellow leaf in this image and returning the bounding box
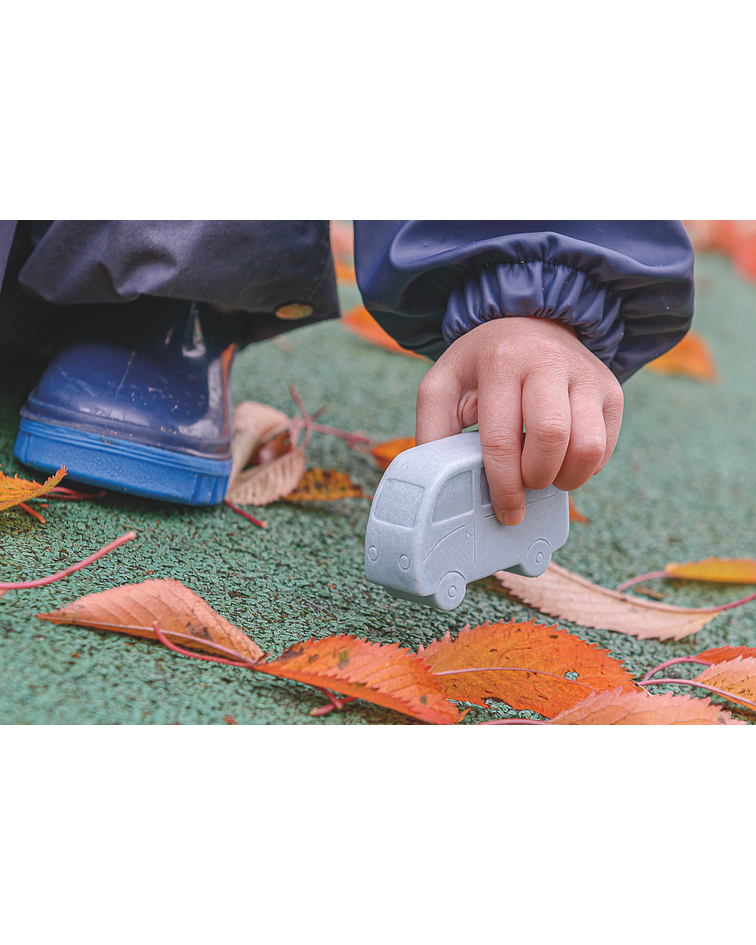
[283,468,367,502]
[0,465,67,512]
[665,557,756,584]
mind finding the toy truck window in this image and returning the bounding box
[372,479,425,527]
[480,466,492,509]
[432,471,473,523]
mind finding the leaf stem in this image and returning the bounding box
[47,486,107,501]
[151,623,259,668]
[642,676,756,712]
[223,499,267,528]
[615,574,756,613]
[639,656,712,685]
[0,531,137,590]
[310,691,359,716]
[432,665,597,692]
[18,502,45,524]
[615,570,669,591]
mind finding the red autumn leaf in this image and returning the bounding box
[645,332,718,382]
[417,619,637,718]
[341,305,427,359]
[334,258,356,285]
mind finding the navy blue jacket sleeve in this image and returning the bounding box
[353,221,695,384]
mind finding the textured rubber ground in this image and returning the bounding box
[1,253,755,724]
[13,418,231,505]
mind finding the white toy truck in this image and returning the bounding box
[365,431,569,610]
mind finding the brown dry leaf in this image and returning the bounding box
[256,635,460,724]
[496,562,720,641]
[417,619,636,718]
[550,687,743,725]
[229,401,290,482]
[645,332,718,382]
[283,468,367,502]
[0,465,67,512]
[371,437,416,471]
[225,444,306,505]
[694,656,756,711]
[36,579,265,661]
[665,557,756,584]
[341,305,427,360]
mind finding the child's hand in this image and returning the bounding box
[415,317,624,526]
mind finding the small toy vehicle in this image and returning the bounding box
[364,431,569,610]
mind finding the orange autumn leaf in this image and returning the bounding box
[645,332,718,382]
[693,656,756,711]
[496,562,721,641]
[664,557,756,584]
[334,257,356,284]
[417,619,636,717]
[283,467,367,502]
[256,635,460,724]
[36,579,265,662]
[568,495,590,524]
[0,464,67,512]
[550,687,742,725]
[341,305,427,360]
[696,645,756,664]
[371,437,416,471]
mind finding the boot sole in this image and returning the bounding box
[14,418,232,505]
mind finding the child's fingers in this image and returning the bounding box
[477,375,526,525]
[595,386,624,474]
[552,394,608,492]
[414,363,466,444]
[520,375,572,491]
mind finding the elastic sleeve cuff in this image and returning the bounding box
[441,260,626,369]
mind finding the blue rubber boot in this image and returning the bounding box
[13,298,237,505]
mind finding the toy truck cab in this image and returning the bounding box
[364,431,569,610]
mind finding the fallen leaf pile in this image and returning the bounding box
[224,394,369,506]
[31,579,751,724]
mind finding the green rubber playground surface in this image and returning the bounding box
[1,252,755,724]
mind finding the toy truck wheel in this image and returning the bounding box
[433,571,466,611]
[522,539,552,577]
